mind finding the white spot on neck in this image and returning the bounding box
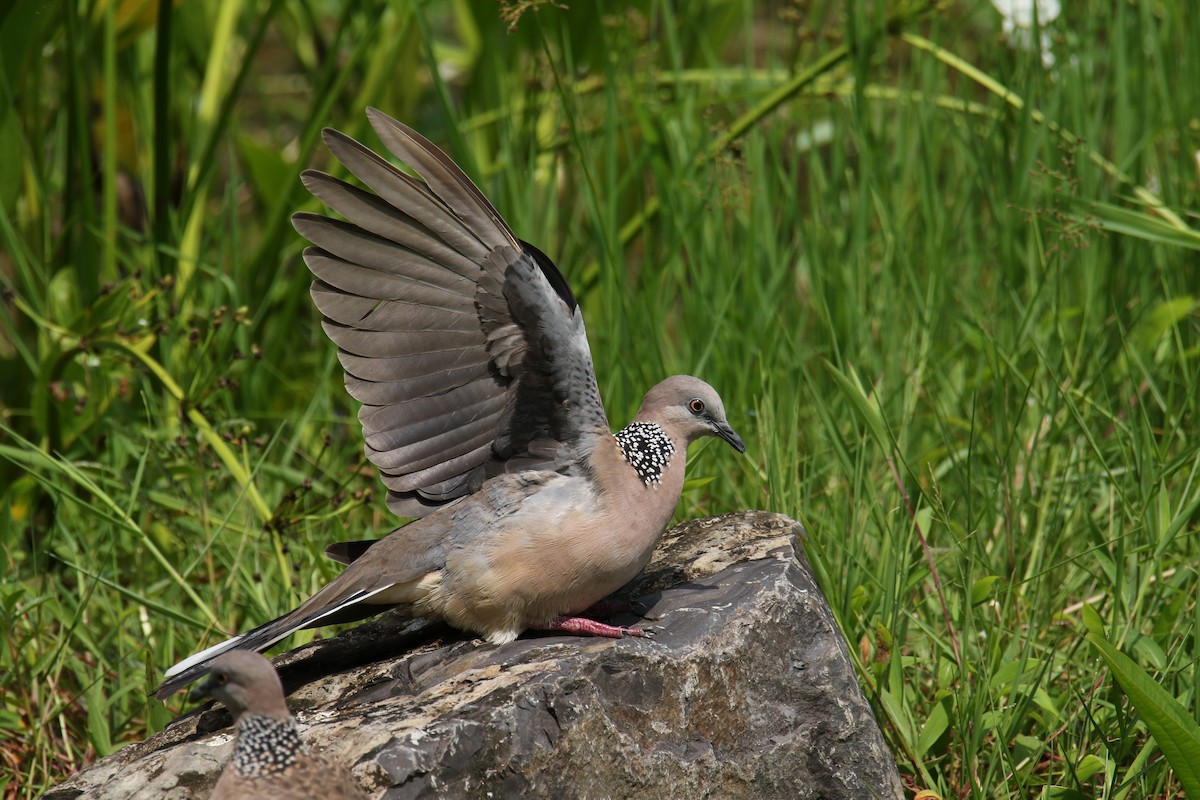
[613,422,676,486]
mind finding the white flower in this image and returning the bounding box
[991,0,1061,67]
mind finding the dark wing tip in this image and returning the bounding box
[519,240,577,313]
[322,126,351,148]
[153,668,200,700]
[291,208,321,231]
[324,539,378,565]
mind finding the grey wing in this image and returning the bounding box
[292,108,608,518]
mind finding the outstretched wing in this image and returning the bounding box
[292,108,608,517]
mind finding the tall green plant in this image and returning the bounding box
[2,1,1198,797]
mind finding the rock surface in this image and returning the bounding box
[46,511,903,800]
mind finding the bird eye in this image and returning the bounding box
[688,398,705,415]
[215,673,228,685]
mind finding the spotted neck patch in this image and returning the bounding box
[231,714,307,777]
[613,422,676,486]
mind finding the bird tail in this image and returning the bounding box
[153,585,395,699]
[153,615,294,699]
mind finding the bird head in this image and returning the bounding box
[638,375,746,453]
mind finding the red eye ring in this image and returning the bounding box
[688,398,705,415]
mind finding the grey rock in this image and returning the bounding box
[45,512,903,800]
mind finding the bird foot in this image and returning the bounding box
[540,616,652,639]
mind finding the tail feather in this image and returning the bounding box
[153,585,395,699]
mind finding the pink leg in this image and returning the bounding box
[538,616,652,639]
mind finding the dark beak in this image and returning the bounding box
[712,421,746,454]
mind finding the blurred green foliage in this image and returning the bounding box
[1,0,1199,797]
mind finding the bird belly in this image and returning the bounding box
[440,500,667,640]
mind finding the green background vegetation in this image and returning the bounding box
[2,0,1198,796]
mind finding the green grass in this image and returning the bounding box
[2,0,1199,797]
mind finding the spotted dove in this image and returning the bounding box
[192,651,366,800]
[156,109,745,698]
